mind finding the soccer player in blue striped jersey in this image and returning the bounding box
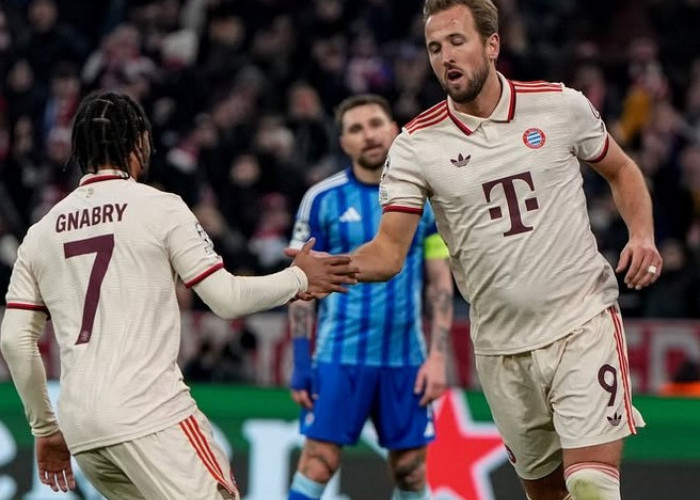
[286,95,454,500]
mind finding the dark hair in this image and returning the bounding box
[423,0,499,40]
[69,91,153,175]
[334,94,393,132]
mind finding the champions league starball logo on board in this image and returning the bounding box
[427,391,508,500]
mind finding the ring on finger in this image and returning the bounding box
[647,265,657,275]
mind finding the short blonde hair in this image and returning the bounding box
[423,0,499,40]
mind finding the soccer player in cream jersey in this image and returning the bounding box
[292,1,663,500]
[0,91,357,500]
[286,95,453,500]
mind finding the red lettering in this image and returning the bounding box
[68,212,80,231]
[482,172,539,237]
[92,206,102,226]
[115,203,127,221]
[79,209,91,229]
[102,204,114,223]
[56,214,66,233]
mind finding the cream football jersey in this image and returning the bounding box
[5,170,223,453]
[380,72,619,355]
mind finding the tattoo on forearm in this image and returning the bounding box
[433,327,450,354]
[291,305,313,339]
[427,286,452,354]
[433,289,452,316]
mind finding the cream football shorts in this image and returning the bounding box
[475,305,645,480]
[74,409,239,500]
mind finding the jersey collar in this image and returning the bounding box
[79,169,133,186]
[446,72,517,136]
[347,167,379,188]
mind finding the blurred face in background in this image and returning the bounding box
[29,0,57,33]
[425,5,498,104]
[339,103,398,171]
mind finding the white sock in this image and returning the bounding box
[564,462,620,500]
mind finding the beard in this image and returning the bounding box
[357,152,386,171]
[444,55,490,104]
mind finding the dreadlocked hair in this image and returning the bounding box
[69,91,153,175]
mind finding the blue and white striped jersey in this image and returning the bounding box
[290,168,441,367]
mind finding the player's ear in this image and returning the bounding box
[339,133,352,156]
[486,33,500,62]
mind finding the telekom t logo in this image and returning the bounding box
[482,171,539,237]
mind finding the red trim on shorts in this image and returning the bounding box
[6,302,49,315]
[565,462,620,481]
[382,205,423,215]
[586,135,610,163]
[180,417,236,495]
[184,262,224,288]
[608,306,635,435]
[188,417,227,479]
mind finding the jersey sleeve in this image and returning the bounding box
[565,87,610,163]
[161,195,224,288]
[4,231,48,315]
[289,189,327,252]
[379,132,428,215]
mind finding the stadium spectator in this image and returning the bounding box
[16,0,88,84]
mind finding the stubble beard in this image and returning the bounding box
[445,56,490,104]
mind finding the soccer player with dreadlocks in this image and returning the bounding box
[0,91,358,500]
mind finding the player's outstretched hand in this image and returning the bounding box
[36,430,75,492]
[615,236,663,290]
[291,238,358,295]
[415,353,447,406]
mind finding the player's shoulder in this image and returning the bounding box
[296,170,350,216]
[125,182,189,211]
[28,192,77,235]
[510,79,584,103]
[403,100,449,136]
[510,78,564,94]
[510,79,589,117]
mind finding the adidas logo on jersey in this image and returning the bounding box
[606,412,622,426]
[339,207,362,222]
[450,153,471,168]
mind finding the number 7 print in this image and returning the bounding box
[63,234,115,344]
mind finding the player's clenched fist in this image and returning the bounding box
[290,238,358,294]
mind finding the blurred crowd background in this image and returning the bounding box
[0,0,699,383]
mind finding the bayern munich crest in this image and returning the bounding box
[523,128,546,149]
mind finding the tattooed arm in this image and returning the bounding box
[288,299,317,409]
[415,257,454,406]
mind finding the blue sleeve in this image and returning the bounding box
[290,192,328,252]
[422,202,439,237]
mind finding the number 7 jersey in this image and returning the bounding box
[5,170,223,453]
[380,73,620,356]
